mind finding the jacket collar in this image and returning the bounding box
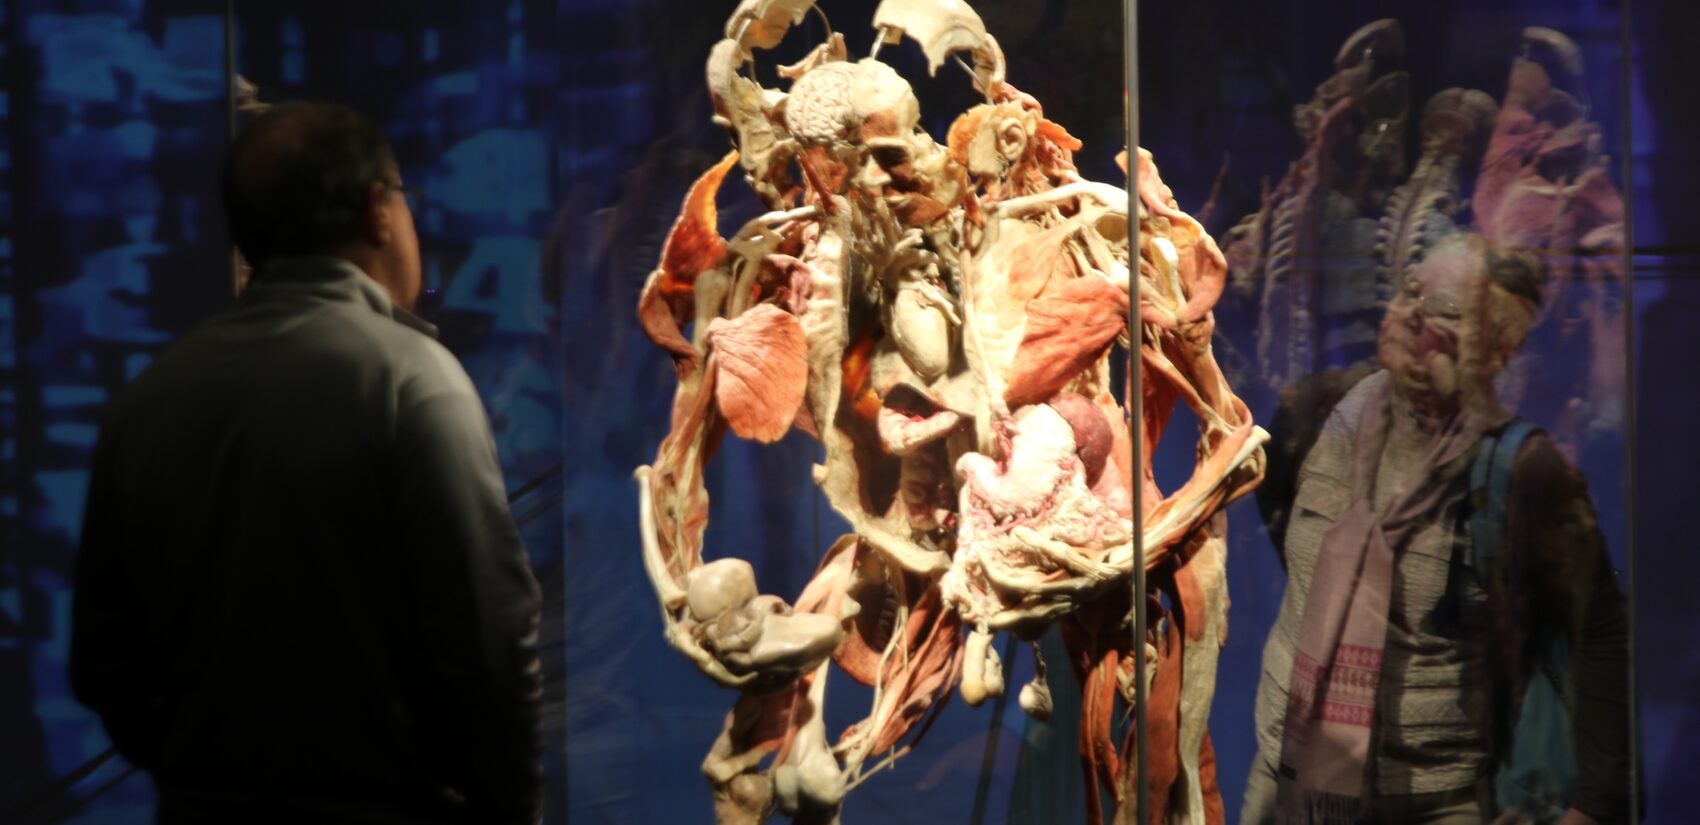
[251,256,440,339]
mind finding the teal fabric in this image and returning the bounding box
[1008,628,1087,823]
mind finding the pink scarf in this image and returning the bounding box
[1275,373,1497,823]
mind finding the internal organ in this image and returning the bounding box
[944,398,1133,628]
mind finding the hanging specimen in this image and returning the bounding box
[634,2,1266,822]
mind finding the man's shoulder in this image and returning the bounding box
[115,288,474,427]
[308,302,479,407]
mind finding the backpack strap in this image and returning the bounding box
[1471,420,1579,821]
[1470,419,1541,573]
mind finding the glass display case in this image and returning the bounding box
[548,0,1639,822]
[2,0,1684,823]
[1141,2,1639,823]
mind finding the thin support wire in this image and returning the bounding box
[1618,3,1641,823]
[1124,0,1148,822]
[968,634,1021,825]
[225,0,240,296]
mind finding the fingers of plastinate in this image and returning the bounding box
[746,612,843,670]
[686,558,759,623]
[982,640,1005,700]
[961,627,992,706]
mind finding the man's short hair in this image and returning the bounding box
[223,101,398,267]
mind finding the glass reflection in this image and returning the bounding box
[1245,235,1630,824]
[1188,14,1635,825]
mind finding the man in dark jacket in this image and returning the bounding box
[69,102,543,823]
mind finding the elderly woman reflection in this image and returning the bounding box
[1243,235,1631,825]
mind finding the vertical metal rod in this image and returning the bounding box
[968,634,1020,825]
[1617,2,1641,822]
[1124,0,1148,822]
[224,0,239,295]
[224,0,235,139]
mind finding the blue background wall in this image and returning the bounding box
[0,0,572,820]
[2,1,228,820]
[0,1,1694,823]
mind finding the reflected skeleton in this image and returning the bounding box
[632,2,1266,822]
[1223,21,1625,455]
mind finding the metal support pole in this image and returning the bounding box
[1618,3,1641,823]
[1124,1,1148,822]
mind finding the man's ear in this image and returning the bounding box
[362,180,392,247]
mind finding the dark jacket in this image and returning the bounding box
[69,257,543,824]
[1493,427,1635,824]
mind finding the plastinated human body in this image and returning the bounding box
[634,2,1264,822]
